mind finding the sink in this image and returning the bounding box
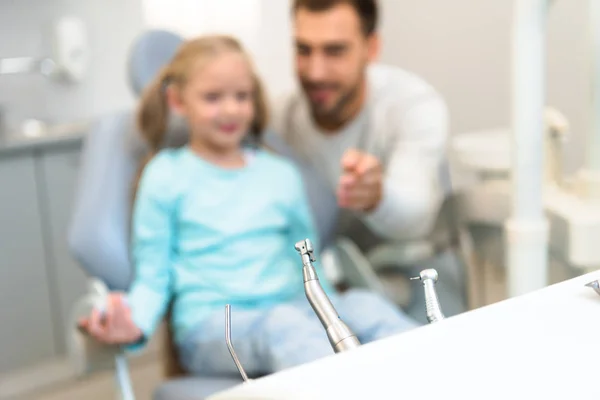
[451,128,511,176]
[451,129,600,271]
[451,129,512,225]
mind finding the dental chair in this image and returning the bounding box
[66,29,386,400]
[361,157,475,319]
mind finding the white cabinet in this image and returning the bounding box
[0,139,85,373]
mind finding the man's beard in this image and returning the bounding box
[303,80,362,122]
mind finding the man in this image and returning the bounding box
[271,0,466,320]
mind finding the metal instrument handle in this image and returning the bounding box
[225,304,250,382]
[411,269,445,323]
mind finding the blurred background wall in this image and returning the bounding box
[378,0,590,174]
[0,0,591,170]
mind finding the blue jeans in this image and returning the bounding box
[178,289,420,377]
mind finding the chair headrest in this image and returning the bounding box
[126,29,188,158]
[127,29,184,97]
[127,115,190,161]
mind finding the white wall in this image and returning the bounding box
[254,0,297,100]
[378,0,591,173]
[141,0,297,101]
[142,0,261,46]
[0,0,144,128]
[1,0,591,173]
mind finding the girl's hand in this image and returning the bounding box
[78,293,143,345]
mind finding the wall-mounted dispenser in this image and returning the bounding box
[0,15,89,83]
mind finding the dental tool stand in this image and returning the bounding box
[294,239,361,353]
[411,269,445,323]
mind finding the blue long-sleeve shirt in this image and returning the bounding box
[126,146,332,345]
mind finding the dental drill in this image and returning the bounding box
[411,269,445,323]
[294,239,361,353]
[223,239,361,380]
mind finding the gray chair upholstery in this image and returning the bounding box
[69,111,137,290]
[69,29,186,290]
[128,29,183,97]
[263,130,339,250]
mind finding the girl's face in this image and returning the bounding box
[171,52,256,152]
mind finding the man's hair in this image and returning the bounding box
[292,0,378,36]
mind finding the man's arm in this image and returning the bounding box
[362,95,449,240]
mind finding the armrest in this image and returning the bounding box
[332,238,415,309]
[332,237,386,295]
[364,195,458,271]
[67,279,124,377]
[366,241,436,272]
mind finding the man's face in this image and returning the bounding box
[294,3,378,119]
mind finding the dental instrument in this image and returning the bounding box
[585,280,600,296]
[411,269,445,323]
[225,305,251,382]
[294,239,361,353]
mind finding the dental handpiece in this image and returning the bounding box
[294,239,361,353]
[411,269,445,323]
[586,280,600,296]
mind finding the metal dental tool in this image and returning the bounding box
[585,280,600,297]
[225,305,250,382]
[294,239,361,353]
[411,269,445,323]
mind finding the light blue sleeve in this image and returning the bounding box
[285,165,335,295]
[126,154,176,348]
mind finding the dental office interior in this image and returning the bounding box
[1,0,599,399]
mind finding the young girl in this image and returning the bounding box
[79,35,418,377]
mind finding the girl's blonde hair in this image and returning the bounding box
[136,35,269,153]
[131,35,269,202]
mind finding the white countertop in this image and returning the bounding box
[209,270,600,400]
[0,122,89,156]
